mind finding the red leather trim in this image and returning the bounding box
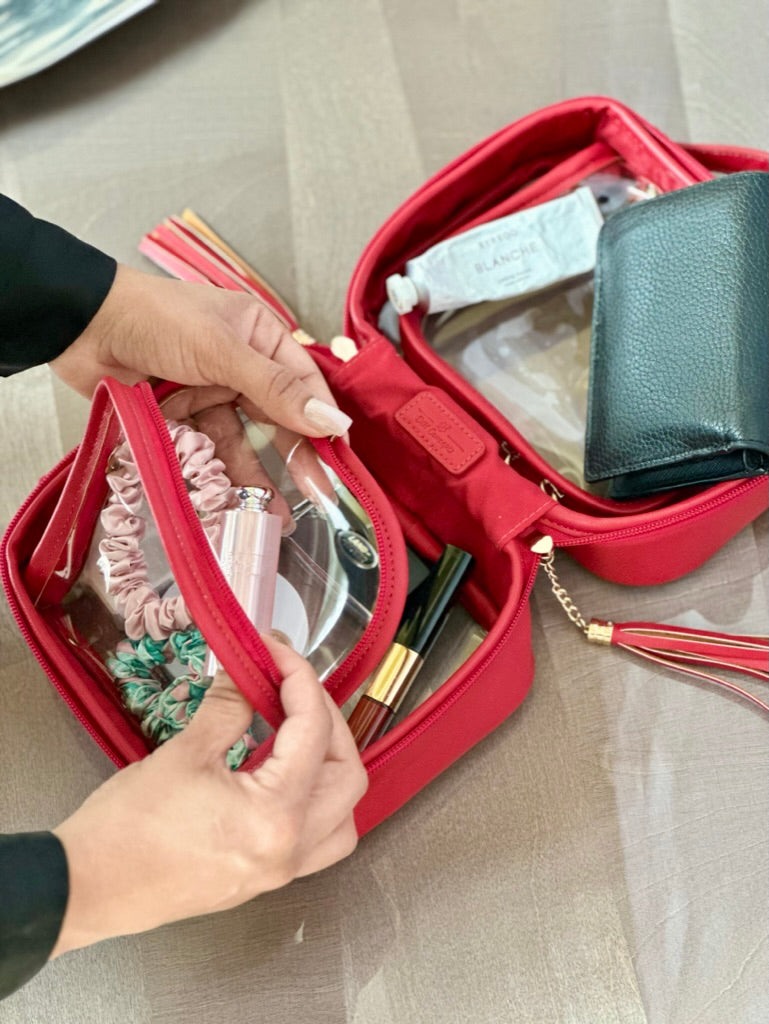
[681,142,768,174]
[24,382,120,605]
[395,391,484,474]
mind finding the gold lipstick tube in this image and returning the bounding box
[347,544,473,751]
[346,644,423,749]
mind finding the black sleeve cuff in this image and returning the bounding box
[0,832,69,1000]
[0,195,117,375]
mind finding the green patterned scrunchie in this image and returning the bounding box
[107,627,258,769]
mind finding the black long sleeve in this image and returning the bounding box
[0,194,116,375]
[1,196,112,999]
[0,832,69,999]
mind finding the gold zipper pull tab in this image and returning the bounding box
[292,328,316,347]
[330,335,360,362]
[530,536,614,644]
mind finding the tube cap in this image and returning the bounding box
[385,273,420,314]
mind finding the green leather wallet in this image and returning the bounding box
[584,170,769,500]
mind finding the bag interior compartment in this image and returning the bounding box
[20,381,407,768]
[344,99,715,516]
[353,152,709,513]
[405,156,673,494]
[348,97,704,339]
[338,487,535,744]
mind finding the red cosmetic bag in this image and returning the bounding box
[2,96,767,836]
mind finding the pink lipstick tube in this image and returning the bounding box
[205,486,282,676]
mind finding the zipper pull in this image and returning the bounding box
[292,329,316,347]
[294,329,360,364]
[330,335,360,362]
[529,536,769,713]
[529,533,554,556]
[529,534,589,634]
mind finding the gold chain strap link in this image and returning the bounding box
[530,536,614,644]
[539,550,589,634]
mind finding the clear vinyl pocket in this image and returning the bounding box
[392,156,677,513]
[419,159,649,490]
[22,378,406,769]
[422,279,594,487]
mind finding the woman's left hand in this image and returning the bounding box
[49,264,352,440]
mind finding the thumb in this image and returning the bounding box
[181,670,255,762]
[232,345,353,438]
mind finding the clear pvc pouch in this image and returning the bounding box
[34,382,393,767]
[419,165,658,490]
[423,278,593,486]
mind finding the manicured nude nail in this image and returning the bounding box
[303,397,353,436]
[268,628,294,648]
[282,516,297,538]
[292,328,316,346]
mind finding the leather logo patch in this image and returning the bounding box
[395,392,484,475]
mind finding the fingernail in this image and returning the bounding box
[303,397,353,436]
[268,628,293,648]
[292,328,316,347]
[281,516,297,537]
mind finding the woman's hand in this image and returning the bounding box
[50,636,367,955]
[49,264,351,439]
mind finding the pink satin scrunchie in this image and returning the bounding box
[99,421,234,640]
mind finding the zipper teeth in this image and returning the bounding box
[137,388,286,775]
[139,389,282,684]
[364,555,540,773]
[139,393,399,773]
[315,439,397,695]
[542,478,763,545]
[141,389,395,702]
[0,522,123,766]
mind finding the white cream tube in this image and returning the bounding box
[386,186,604,315]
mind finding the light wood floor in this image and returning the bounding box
[1,2,767,1022]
